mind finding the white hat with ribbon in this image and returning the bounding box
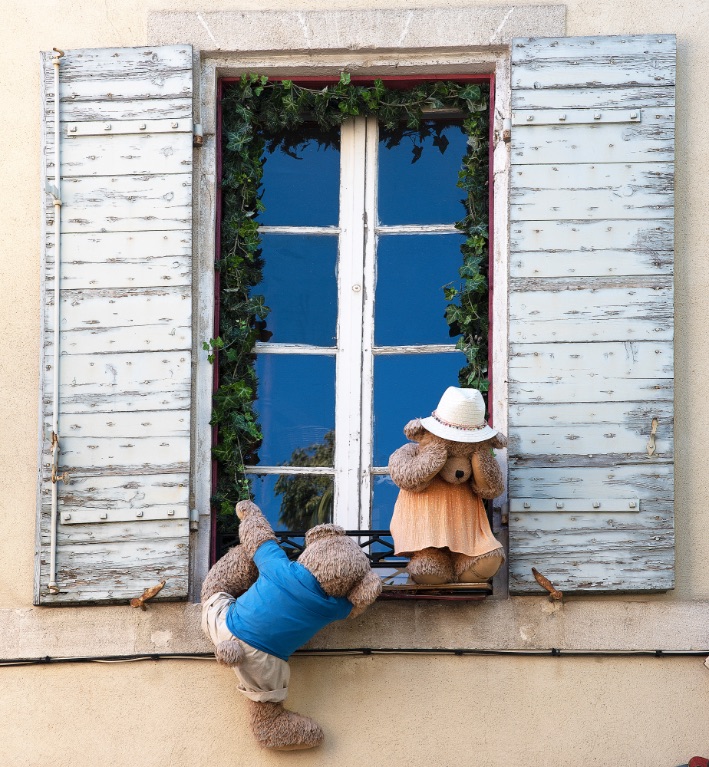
[420,387,497,443]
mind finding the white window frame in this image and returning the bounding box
[243,112,489,532]
[190,51,512,597]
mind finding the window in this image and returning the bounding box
[36,29,676,604]
[214,78,492,555]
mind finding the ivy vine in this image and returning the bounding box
[212,74,490,541]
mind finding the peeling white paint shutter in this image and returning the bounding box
[507,35,675,593]
[36,46,194,604]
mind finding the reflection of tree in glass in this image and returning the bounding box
[274,431,334,530]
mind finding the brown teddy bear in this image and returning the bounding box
[201,500,381,751]
[388,387,506,585]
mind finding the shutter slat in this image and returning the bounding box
[509,283,673,343]
[510,464,674,500]
[45,174,193,233]
[36,44,193,605]
[512,86,676,111]
[510,112,674,165]
[52,132,194,177]
[511,219,674,253]
[508,34,675,593]
[511,163,674,221]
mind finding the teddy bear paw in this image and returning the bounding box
[214,639,244,667]
[407,548,455,585]
[249,702,324,751]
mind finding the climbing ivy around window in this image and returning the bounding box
[210,73,490,533]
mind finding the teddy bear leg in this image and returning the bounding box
[453,550,505,583]
[407,547,455,585]
[247,700,324,751]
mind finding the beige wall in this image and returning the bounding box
[2,655,709,766]
[1,1,708,765]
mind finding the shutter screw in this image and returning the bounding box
[69,125,77,133]
[592,501,601,509]
[523,502,531,509]
[559,114,567,121]
[171,122,179,129]
[139,123,147,130]
[352,284,362,292]
[104,123,112,131]
[630,111,638,119]
[136,511,144,517]
[593,112,601,120]
[526,115,534,122]
[167,510,175,516]
[63,514,71,522]
[556,502,564,509]
[629,501,637,509]
[100,513,107,520]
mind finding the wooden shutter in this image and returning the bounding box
[507,35,675,593]
[36,46,194,604]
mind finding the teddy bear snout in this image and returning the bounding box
[439,456,472,485]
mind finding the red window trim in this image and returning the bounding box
[212,74,495,563]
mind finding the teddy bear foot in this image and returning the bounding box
[454,549,504,583]
[407,547,455,585]
[248,701,324,751]
[214,639,244,667]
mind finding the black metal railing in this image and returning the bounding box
[217,529,405,569]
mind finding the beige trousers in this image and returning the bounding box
[201,591,290,703]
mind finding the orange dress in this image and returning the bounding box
[390,476,502,558]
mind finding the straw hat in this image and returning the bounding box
[420,387,497,443]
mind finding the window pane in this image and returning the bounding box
[372,352,467,466]
[253,355,335,466]
[374,233,464,346]
[249,474,334,531]
[371,473,400,530]
[256,234,338,346]
[378,120,468,225]
[259,133,340,226]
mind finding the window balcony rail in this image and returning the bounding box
[217,529,492,600]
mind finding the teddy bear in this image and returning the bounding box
[200,499,382,751]
[388,387,506,585]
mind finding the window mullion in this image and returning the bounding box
[334,118,367,529]
[359,116,379,529]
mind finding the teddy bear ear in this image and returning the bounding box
[304,523,346,547]
[490,432,508,449]
[403,418,427,442]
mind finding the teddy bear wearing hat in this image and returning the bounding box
[388,387,506,585]
[201,500,381,751]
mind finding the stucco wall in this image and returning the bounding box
[1,1,708,765]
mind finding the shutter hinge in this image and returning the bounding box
[193,123,204,147]
[502,117,511,144]
[190,507,200,531]
[61,508,189,524]
[510,499,640,513]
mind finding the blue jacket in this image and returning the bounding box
[225,540,352,661]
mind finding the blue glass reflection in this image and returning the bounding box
[256,234,338,346]
[249,474,334,532]
[254,354,335,466]
[372,352,467,466]
[371,473,400,530]
[259,136,340,226]
[378,120,468,225]
[375,233,464,346]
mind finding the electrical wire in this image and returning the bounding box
[0,648,708,667]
